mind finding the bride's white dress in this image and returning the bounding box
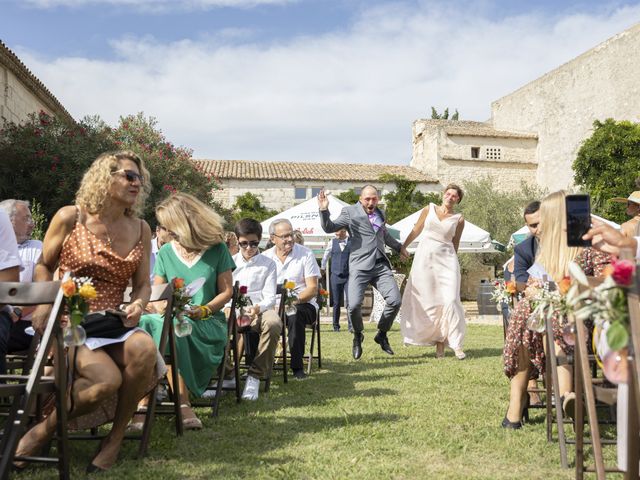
[400,204,466,349]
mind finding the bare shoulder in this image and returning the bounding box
[54,205,79,231]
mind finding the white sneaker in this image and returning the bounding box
[242,375,260,401]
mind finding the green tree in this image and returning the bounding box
[111,113,218,224]
[379,174,441,224]
[0,111,115,221]
[456,177,546,273]
[431,107,460,120]
[336,189,359,204]
[573,119,640,224]
[232,192,277,223]
[0,111,218,228]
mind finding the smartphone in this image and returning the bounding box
[566,194,592,247]
[106,309,128,318]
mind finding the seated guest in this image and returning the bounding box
[16,151,158,472]
[514,200,540,291]
[610,190,640,238]
[0,208,21,375]
[138,193,234,429]
[230,218,280,400]
[263,219,320,380]
[502,191,610,429]
[0,200,43,353]
[149,223,172,282]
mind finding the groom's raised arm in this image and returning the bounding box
[320,207,349,233]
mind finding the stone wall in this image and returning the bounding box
[411,121,538,191]
[491,24,640,191]
[212,178,440,211]
[0,67,53,124]
[460,264,495,301]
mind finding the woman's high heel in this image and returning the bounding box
[501,416,523,429]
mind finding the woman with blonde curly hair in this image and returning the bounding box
[15,151,159,472]
[136,193,234,429]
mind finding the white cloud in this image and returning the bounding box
[17,3,640,164]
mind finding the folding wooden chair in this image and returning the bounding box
[192,281,241,417]
[271,282,290,385]
[622,289,640,480]
[574,312,621,479]
[543,310,573,469]
[69,283,182,457]
[306,294,322,375]
[0,280,68,479]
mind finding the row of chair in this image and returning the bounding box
[0,278,322,478]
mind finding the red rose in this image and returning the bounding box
[612,259,635,286]
[172,277,185,289]
[239,285,248,294]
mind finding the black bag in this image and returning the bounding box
[81,311,134,339]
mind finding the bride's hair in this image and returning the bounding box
[535,190,581,283]
[443,184,464,203]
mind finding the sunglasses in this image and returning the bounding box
[112,169,144,185]
[238,240,260,249]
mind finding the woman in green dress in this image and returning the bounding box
[138,192,234,429]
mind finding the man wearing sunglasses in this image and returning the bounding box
[228,218,280,399]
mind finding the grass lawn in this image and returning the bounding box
[21,323,620,479]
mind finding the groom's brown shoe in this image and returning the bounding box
[352,333,364,360]
[374,331,394,355]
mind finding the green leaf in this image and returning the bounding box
[607,321,630,351]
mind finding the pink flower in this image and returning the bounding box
[612,259,635,286]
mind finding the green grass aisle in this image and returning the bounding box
[24,324,608,479]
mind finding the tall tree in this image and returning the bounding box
[430,107,460,120]
[573,118,640,224]
[232,192,278,222]
[379,174,440,225]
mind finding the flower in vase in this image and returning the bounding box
[78,283,97,300]
[239,285,248,295]
[172,277,185,289]
[557,276,571,295]
[62,278,76,297]
[284,281,296,291]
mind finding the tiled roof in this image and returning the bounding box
[416,119,538,139]
[0,40,74,124]
[194,159,436,182]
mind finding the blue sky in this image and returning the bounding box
[2,0,639,164]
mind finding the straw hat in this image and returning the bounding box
[610,191,640,204]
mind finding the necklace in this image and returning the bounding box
[176,243,201,261]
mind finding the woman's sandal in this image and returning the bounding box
[181,404,203,430]
[125,406,148,433]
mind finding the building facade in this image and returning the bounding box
[195,159,439,211]
[411,22,640,192]
[0,40,73,125]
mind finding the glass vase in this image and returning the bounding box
[63,325,87,347]
[174,311,193,338]
[236,308,252,328]
[285,304,297,316]
[526,309,545,333]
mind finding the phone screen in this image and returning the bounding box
[566,194,591,247]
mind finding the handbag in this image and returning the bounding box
[81,310,135,339]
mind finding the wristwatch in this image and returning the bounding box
[13,307,22,319]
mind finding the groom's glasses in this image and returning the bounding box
[238,241,260,249]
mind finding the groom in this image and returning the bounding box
[319,186,409,359]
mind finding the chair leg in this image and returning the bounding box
[575,341,585,480]
[231,325,242,404]
[316,318,322,370]
[168,329,183,436]
[546,321,569,469]
[138,390,157,458]
[307,326,316,375]
[282,318,288,384]
[54,332,70,480]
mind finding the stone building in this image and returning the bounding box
[411,22,640,191]
[0,40,73,125]
[194,159,438,211]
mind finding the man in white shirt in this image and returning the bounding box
[0,208,21,375]
[0,200,40,354]
[263,219,320,380]
[150,224,172,283]
[230,218,280,400]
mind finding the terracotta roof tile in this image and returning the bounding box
[415,119,538,139]
[194,159,436,183]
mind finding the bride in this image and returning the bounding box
[399,184,467,359]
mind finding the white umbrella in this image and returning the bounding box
[391,209,495,253]
[260,194,350,256]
